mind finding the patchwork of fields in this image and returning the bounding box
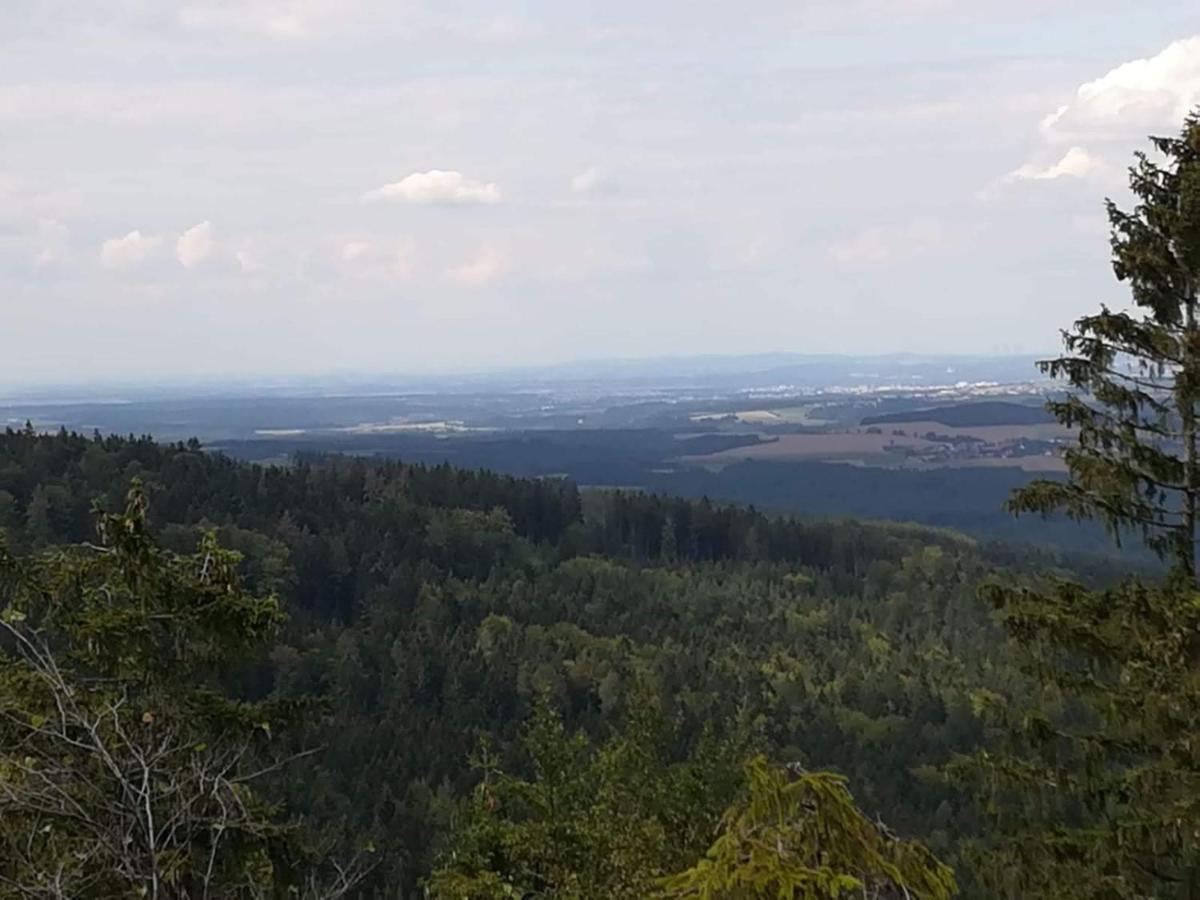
[680,420,1071,472]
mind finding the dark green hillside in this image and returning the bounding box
[211,428,1123,554]
[860,401,1054,428]
[0,425,1057,893]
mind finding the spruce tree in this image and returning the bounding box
[1010,110,1200,579]
[959,577,1200,898]
[959,112,1200,898]
[0,486,365,897]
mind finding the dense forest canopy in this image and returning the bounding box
[0,424,1037,894]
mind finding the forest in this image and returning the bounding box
[0,426,1006,891]
[0,422,1166,897]
[2,115,1200,898]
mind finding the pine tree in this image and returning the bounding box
[1009,110,1200,579]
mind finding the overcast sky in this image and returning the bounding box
[2,1,1199,384]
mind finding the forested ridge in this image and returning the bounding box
[0,424,1045,894]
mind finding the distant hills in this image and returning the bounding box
[1,352,1050,404]
[480,352,1049,392]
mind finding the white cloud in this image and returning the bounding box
[100,230,162,270]
[827,218,951,268]
[1007,146,1102,182]
[363,170,501,205]
[447,246,507,286]
[1040,36,1200,143]
[997,36,1199,193]
[570,166,610,195]
[176,221,215,268]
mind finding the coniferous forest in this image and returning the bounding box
[2,115,1200,898]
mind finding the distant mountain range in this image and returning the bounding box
[1,352,1053,404]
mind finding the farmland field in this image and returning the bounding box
[683,431,935,464]
[681,421,1072,470]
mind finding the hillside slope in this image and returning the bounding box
[0,427,1109,892]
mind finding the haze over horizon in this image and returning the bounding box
[2,349,1056,398]
[3,1,1199,383]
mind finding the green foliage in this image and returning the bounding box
[427,692,747,899]
[0,486,344,898]
[660,755,956,899]
[1009,111,1200,577]
[955,576,1200,898]
[3,424,1141,894]
[0,425,1017,891]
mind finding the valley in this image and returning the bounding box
[2,354,1102,553]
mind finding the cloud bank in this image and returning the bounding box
[4,2,1199,382]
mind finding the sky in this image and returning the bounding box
[1,1,1199,385]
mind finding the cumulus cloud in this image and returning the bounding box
[1007,146,1103,182]
[176,221,215,268]
[447,246,507,285]
[363,170,501,205]
[999,36,1200,193]
[1039,36,1200,144]
[100,230,162,270]
[828,219,951,268]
